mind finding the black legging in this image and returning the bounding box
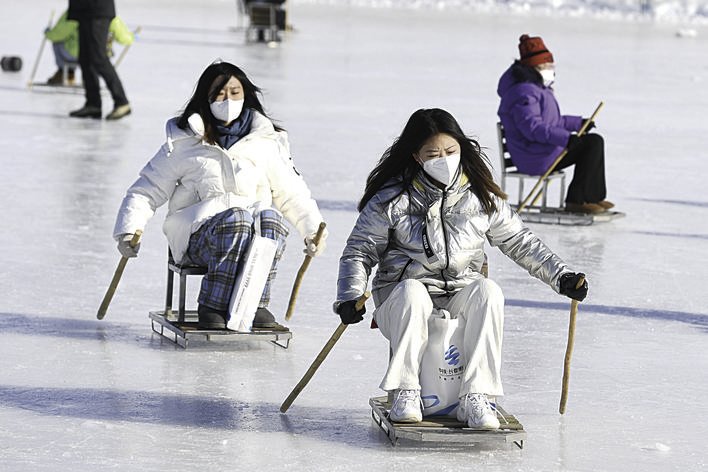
[556,133,607,204]
[77,17,128,108]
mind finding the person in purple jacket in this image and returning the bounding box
[497,34,613,214]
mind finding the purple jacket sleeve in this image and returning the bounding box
[561,115,584,132]
[510,84,573,148]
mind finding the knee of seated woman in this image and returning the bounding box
[395,279,429,295]
[257,208,284,221]
[219,207,253,226]
[583,133,604,147]
[392,279,433,308]
[464,278,504,303]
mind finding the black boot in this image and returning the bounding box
[252,307,289,332]
[197,304,228,330]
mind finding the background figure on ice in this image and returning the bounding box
[67,0,131,120]
[334,108,588,429]
[497,34,613,214]
[113,61,326,331]
[43,9,133,86]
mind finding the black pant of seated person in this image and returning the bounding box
[555,133,607,206]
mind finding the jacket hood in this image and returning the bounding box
[497,61,544,97]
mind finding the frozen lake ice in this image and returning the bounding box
[1,0,707,470]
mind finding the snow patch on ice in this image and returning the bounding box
[293,0,708,23]
[641,442,672,452]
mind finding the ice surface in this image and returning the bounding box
[1,0,707,470]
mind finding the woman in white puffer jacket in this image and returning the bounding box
[113,62,326,330]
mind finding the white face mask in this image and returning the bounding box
[210,98,244,123]
[539,69,555,87]
[421,153,461,187]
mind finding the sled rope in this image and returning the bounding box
[559,275,585,414]
[280,291,370,413]
[285,222,327,321]
[97,230,142,320]
[517,102,604,213]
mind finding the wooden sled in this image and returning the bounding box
[149,310,292,349]
[370,396,526,449]
[149,251,291,349]
[515,206,626,226]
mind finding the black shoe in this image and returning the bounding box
[252,307,289,332]
[69,105,101,119]
[197,305,228,330]
[46,70,63,86]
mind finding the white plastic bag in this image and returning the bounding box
[420,308,465,417]
[226,215,278,332]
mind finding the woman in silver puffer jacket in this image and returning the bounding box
[335,108,588,430]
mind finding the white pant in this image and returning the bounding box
[373,278,505,396]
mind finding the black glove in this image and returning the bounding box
[582,118,596,132]
[336,299,366,325]
[559,272,588,302]
[566,134,581,151]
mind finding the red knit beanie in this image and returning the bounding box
[518,34,554,67]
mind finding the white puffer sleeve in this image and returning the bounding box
[486,197,570,292]
[265,132,323,238]
[113,144,181,240]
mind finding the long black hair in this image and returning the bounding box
[358,108,506,215]
[176,61,282,144]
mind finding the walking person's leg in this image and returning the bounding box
[87,17,130,120]
[69,20,102,118]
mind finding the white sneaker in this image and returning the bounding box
[389,389,423,423]
[457,393,500,430]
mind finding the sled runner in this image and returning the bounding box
[515,206,625,226]
[148,253,291,349]
[369,395,526,449]
[149,310,291,349]
[28,81,84,94]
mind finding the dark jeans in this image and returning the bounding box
[77,17,128,108]
[556,133,607,204]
